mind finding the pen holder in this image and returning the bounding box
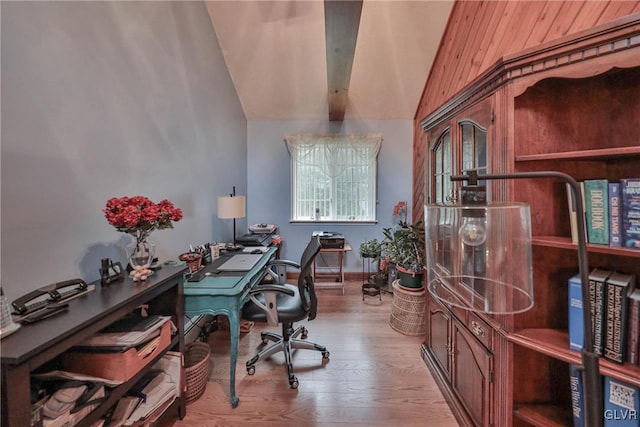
[179,252,202,274]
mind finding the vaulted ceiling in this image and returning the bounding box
[205,0,454,121]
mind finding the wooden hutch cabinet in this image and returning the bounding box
[420,15,640,427]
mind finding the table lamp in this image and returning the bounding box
[218,186,246,246]
[425,170,602,427]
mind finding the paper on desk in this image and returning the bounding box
[33,370,123,387]
[77,316,174,348]
[242,246,269,253]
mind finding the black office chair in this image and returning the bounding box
[241,235,330,388]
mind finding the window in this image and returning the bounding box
[286,134,382,222]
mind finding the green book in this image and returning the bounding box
[584,179,609,245]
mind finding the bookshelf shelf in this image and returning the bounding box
[508,328,640,388]
[532,236,640,258]
[513,404,572,427]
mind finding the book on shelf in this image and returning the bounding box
[621,178,640,250]
[569,364,585,427]
[152,351,184,397]
[627,289,640,366]
[603,271,636,364]
[609,182,622,247]
[109,396,141,427]
[584,179,609,245]
[567,183,580,245]
[124,372,176,426]
[589,268,611,355]
[604,376,639,426]
[568,274,584,352]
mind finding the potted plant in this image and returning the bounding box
[382,221,426,289]
[359,238,382,259]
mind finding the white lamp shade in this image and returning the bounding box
[217,195,246,219]
[425,202,534,314]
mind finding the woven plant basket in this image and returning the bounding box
[184,341,211,405]
[389,280,426,336]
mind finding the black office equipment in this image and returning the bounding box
[311,231,345,249]
[236,233,273,247]
[100,259,124,286]
[11,279,88,316]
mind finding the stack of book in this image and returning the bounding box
[569,367,640,427]
[568,269,638,366]
[107,351,183,426]
[567,178,640,249]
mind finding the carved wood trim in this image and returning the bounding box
[420,14,640,131]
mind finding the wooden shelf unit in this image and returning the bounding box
[420,14,640,427]
[1,265,187,427]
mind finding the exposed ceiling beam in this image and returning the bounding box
[324,0,363,121]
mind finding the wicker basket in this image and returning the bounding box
[184,342,211,404]
[389,280,426,336]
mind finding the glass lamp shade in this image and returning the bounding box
[425,202,534,314]
[217,195,246,219]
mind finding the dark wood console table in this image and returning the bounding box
[1,265,186,427]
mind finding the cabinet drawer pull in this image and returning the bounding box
[471,320,485,337]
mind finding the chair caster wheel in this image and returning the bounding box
[289,376,299,389]
[322,351,330,359]
[301,327,308,339]
[247,365,256,375]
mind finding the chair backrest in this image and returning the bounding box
[297,235,322,319]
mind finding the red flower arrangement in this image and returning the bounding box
[392,201,408,227]
[103,196,183,239]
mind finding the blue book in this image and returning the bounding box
[621,178,640,250]
[569,364,585,427]
[604,376,640,426]
[568,274,584,351]
[609,183,622,247]
[584,179,609,244]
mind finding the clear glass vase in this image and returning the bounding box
[127,233,156,270]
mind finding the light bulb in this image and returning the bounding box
[459,217,487,246]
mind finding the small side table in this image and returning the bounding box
[313,244,351,295]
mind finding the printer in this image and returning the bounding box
[311,231,345,249]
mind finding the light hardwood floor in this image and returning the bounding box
[174,282,458,426]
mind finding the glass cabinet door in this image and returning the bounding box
[460,119,487,175]
[427,96,492,206]
[431,128,453,204]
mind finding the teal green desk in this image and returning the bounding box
[183,247,277,407]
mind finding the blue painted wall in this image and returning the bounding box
[1,1,247,302]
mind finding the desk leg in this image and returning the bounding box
[339,251,345,295]
[227,310,241,408]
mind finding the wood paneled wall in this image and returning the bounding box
[413,1,640,223]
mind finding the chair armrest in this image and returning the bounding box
[248,284,294,326]
[266,259,301,284]
[249,284,295,297]
[267,259,301,270]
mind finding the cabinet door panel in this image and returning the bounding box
[427,299,452,378]
[453,319,493,427]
